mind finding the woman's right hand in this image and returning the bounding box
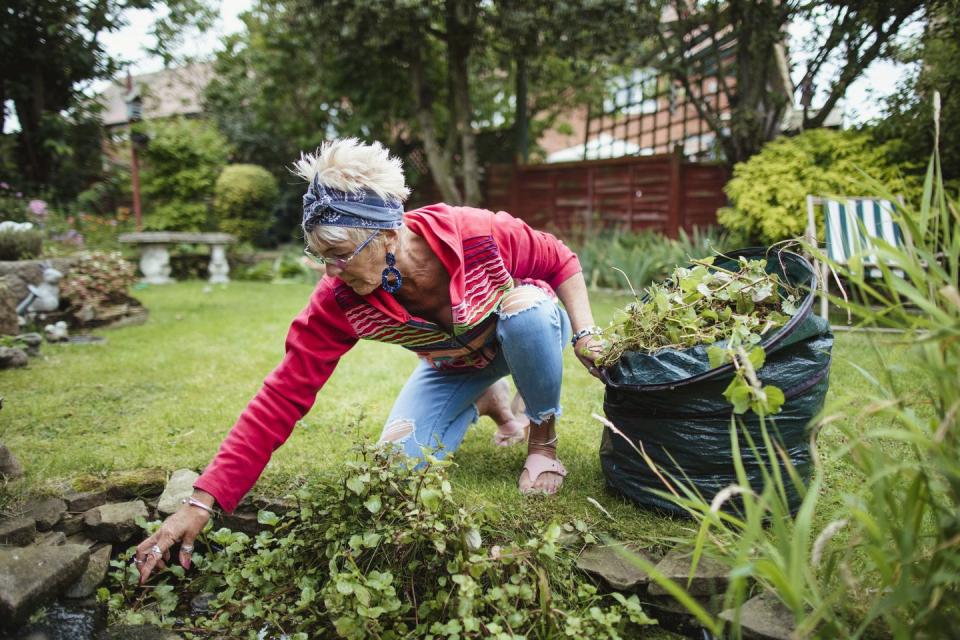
[134,492,214,584]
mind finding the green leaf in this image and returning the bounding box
[748,346,766,370]
[707,345,727,369]
[762,385,785,414]
[257,510,280,526]
[345,476,366,495]
[419,488,442,512]
[363,495,382,514]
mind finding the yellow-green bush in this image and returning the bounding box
[140,118,232,232]
[718,129,918,245]
[212,164,279,244]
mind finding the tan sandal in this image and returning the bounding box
[518,453,567,495]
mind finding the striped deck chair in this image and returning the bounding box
[805,195,906,318]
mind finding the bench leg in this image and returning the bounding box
[208,244,230,284]
[140,244,173,285]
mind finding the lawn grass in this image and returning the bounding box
[0,280,929,545]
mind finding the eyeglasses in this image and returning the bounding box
[304,230,380,269]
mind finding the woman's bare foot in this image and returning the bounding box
[518,416,566,495]
[476,379,529,446]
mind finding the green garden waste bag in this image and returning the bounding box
[599,248,833,515]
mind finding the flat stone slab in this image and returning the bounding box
[0,543,90,629]
[35,530,67,546]
[576,543,654,591]
[55,513,86,535]
[0,346,28,369]
[0,517,36,546]
[24,496,67,531]
[66,533,101,550]
[98,624,184,639]
[69,468,167,502]
[0,444,24,479]
[157,468,200,516]
[719,594,796,640]
[83,500,149,542]
[647,550,729,596]
[65,489,111,512]
[65,544,113,599]
[118,231,235,244]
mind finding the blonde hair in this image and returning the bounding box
[291,138,410,202]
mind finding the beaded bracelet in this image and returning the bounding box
[181,497,219,517]
[571,326,603,347]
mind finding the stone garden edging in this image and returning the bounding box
[0,468,288,639]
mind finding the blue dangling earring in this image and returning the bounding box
[381,252,403,293]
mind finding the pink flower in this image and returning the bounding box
[0,182,9,189]
[28,199,48,219]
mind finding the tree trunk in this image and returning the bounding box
[445,0,481,206]
[515,55,529,163]
[410,52,462,203]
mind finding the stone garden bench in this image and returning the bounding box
[118,232,236,285]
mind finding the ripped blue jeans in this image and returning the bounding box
[380,286,572,460]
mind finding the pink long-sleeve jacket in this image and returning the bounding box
[194,203,581,512]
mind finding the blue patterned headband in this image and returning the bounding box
[302,176,404,231]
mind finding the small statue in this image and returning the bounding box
[43,320,69,342]
[16,261,63,317]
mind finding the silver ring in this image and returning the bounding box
[133,557,144,565]
[150,544,163,558]
[181,544,194,554]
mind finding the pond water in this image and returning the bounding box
[0,600,105,640]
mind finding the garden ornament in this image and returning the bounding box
[0,220,34,233]
[43,320,69,342]
[16,261,62,317]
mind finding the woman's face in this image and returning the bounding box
[316,230,395,296]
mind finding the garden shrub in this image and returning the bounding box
[0,228,43,260]
[104,443,657,639]
[570,226,741,291]
[139,118,232,232]
[718,129,918,245]
[61,251,137,317]
[212,164,279,245]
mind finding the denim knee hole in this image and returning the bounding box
[380,419,415,444]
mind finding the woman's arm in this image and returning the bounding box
[556,272,604,380]
[193,279,358,513]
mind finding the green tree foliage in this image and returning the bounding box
[204,0,652,209]
[871,0,960,183]
[139,118,232,231]
[652,0,924,164]
[718,129,917,244]
[0,0,215,198]
[212,164,279,244]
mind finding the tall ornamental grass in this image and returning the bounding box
[570,226,742,291]
[622,109,959,637]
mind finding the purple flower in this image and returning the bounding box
[0,182,9,189]
[53,229,85,246]
[15,192,22,198]
[28,199,49,219]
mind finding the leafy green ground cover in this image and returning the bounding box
[0,281,927,548]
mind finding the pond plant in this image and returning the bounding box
[102,443,657,639]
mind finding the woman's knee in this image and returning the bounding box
[497,286,551,318]
[380,418,415,444]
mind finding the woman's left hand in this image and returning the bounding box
[574,334,605,380]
